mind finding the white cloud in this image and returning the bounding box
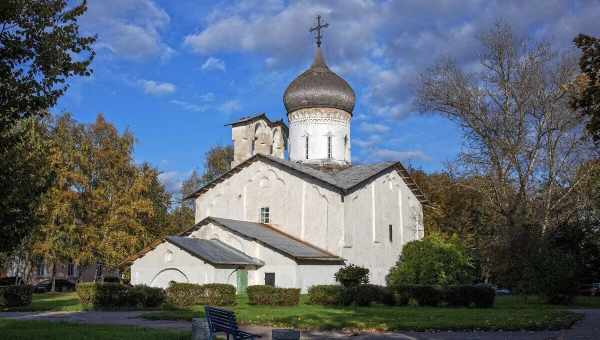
[139,80,176,95]
[170,99,207,112]
[83,0,174,60]
[198,92,215,102]
[201,57,226,72]
[182,0,600,123]
[219,100,241,114]
[158,170,185,193]
[359,122,390,134]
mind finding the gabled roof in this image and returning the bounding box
[166,236,264,266]
[185,154,428,204]
[192,217,344,262]
[225,113,288,134]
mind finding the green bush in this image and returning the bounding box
[307,285,343,305]
[386,233,473,287]
[126,285,165,308]
[536,248,579,305]
[202,283,236,306]
[76,283,128,308]
[390,284,443,306]
[165,282,205,307]
[247,285,300,306]
[274,288,300,306]
[165,283,235,307]
[444,285,470,307]
[444,285,495,307]
[247,285,274,305]
[0,285,33,307]
[334,264,369,287]
[469,284,495,308]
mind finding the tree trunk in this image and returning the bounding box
[50,263,56,292]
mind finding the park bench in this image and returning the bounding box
[204,305,261,339]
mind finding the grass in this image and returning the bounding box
[3,293,598,332]
[1,292,83,312]
[0,319,189,340]
[142,295,586,332]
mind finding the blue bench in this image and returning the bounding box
[204,305,260,340]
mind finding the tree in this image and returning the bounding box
[386,233,473,286]
[31,114,173,287]
[0,0,95,253]
[200,145,233,184]
[0,118,51,253]
[0,0,95,129]
[572,34,600,143]
[416,22,595,232]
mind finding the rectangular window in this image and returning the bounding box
[265,272,275,287]
[389,224,393,242]
[260,207,270,223]
[305,136,309,159]
[327,135,332,159]
[67,262,75,277]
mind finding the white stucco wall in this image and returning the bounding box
[288,108,351,166]
[131,242,237,288]
[195,160,345,255]
[193,158,424,288]
[341,170,424,285]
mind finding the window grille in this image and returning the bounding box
[260,207,270,223]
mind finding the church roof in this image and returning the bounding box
[195,217,344,262]
[225,113,288,133]
[185,154,428,204]
[166,236,264,266]
[283,47,355,114]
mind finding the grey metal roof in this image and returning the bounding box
[283,47,355,114]
[202,217,343,261]
[185,154,428,204]
[166,236,264,266]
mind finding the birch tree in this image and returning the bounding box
[416,23,596,231]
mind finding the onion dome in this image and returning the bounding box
[283,47,355,114]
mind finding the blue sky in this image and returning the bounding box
[54,0,600,193]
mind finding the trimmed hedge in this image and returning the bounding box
[0,285,33,307]
[165,282,235,307]
[307,285,343,305]
[247,285,300,306]
[390,284,496,308]
[203,283,236,306]
[165,283,205,306]
[76,283,165,309]
[308,284,393,307]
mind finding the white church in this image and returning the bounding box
[126,23,427,293]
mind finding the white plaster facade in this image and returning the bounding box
[230,116,286,167]
[288,108,351,166]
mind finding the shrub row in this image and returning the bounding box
[308,284,495,308]
[165,282,235,307]
[76,283,165,309]
[247,285,300,306]
[0,285,33,307]
[392,284,496,307]
[308,284,394,307]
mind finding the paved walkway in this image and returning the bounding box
[1,309,599,339]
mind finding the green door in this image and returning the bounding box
[236,270,248,295]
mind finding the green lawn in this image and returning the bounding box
[1,292,83,312]
[142,295,587,331]
[3,293,599,332]
[0,319,189,340]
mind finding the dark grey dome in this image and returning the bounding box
[284,47,355,114]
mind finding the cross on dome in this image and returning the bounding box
[310,15,329,47]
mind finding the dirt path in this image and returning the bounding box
[1,309,598,339]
